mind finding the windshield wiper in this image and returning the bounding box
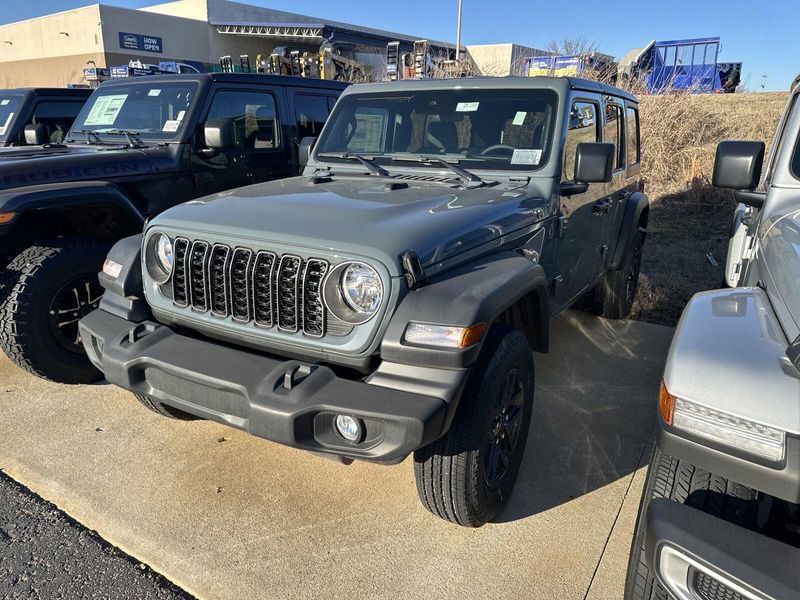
[317,152,390,177]
[104,129,146,148]
[68,129,103,145]
[393,155,485,187]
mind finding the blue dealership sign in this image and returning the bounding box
[119,32,163,54]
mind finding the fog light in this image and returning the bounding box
[335,415,362,442]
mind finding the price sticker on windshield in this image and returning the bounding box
[511,149,543,166]
[162,120,181,132]
[84,94,128,126]
[456,102,480,112]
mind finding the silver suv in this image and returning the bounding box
[625,79,800,598]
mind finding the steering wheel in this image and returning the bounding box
[480,144,516,156]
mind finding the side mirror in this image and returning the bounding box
[203,118,236,150]
[298,136,317,169]
[24,123,50,146]
[574,142,615,183]
[713,140,766,208]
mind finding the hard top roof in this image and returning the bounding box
[0,88,93,97]
[97,72,350,91]
[341,76,637,103]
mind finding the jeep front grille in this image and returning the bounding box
[169,238,345,338]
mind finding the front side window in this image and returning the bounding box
[207,89,281,150]
[0,94,23,142]
[626,106,640,166]
[316,88,558,171]
[294,94,330,140]
[603,102,624,169]
[32,101,84,144]
[563,100,599,180]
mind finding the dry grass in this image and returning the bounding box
[630,92,788,325]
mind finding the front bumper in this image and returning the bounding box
[79,309,449,464]
[645,499,800,600]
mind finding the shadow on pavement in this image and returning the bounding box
[497,310,673,523]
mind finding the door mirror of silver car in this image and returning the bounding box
[574,142,615,184]
[713,141,767,208]
[204,118,236,151]
[298,136,317,169]
[24,123,50,146]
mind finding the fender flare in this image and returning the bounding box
[610,191,649,271]
[0,181,144,234]
[380,251,549,369]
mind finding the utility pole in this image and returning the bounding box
[455,0,463,61]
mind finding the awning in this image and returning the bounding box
[214,22,324,41]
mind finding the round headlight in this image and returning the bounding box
[341,262,382,315]
[146,232,173,284]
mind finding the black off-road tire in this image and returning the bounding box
[413,324,534,527]
[133,394,199,421]
[624,447,759,600]
[594,230,644,319]
[0,238,111,384]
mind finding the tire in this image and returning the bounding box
[413,324,534,527]
[0,238,112,384]
[594,230,644,319]
[624,447,758,600]
[133,394,199,421]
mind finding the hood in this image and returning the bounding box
[151,175,550,276]
[0,143,154,190]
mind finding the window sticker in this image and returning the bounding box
[511,149,543,165]
[148,89,162,97]
[512,111,527,126]
[0,99,9,106]
[456,101,480,112]
[177,110,186,121]
[84,94,128,126]
[0,112,14,136]
[162,120,181,132]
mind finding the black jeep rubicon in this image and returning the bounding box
[0,73,347,383]
[0,87,92,147]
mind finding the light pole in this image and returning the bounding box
[455,0,463,61]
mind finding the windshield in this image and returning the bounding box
[0,94,23,142]
[70,81,199,140]
[316,88,558,171]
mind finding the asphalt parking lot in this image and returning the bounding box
[0,310,673,599]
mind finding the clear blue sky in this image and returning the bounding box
[2,0,797,91]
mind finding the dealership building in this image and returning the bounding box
[0,0,458,87]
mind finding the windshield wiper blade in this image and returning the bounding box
[317,152,390,177]
[392,155,485,186]
[104,129,146,148]
[69,129,103,145]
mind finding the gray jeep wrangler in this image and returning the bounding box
[79,77,648,526]
[625,81,800,597]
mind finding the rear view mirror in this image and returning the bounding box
[713,141,765,190]
[298,136,317,169]
[204,118,236,150]
[574,142,615,183]
[24,123,50,146]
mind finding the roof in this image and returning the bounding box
[202,0,455,48]
[343,76,638,103]
[0,88,93,97]
[97,72,350,91]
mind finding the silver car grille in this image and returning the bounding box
[170,237,338,338]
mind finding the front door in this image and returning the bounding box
[554,98,605,307]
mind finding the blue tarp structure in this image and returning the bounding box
[648,37,721,93]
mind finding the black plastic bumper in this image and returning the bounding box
[79,309,448,464]
[645,499,800,600]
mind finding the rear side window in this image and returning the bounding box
[603,102,624,169]
[626,106,640,166]
[772,92,798,183]
[563,100,599,180]
[32,101,84,144]
[294,94,330,140]
[207,89,281,150]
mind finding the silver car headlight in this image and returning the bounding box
[145,232,174,284]
[323,261,383,325]
[660,383,786,462]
